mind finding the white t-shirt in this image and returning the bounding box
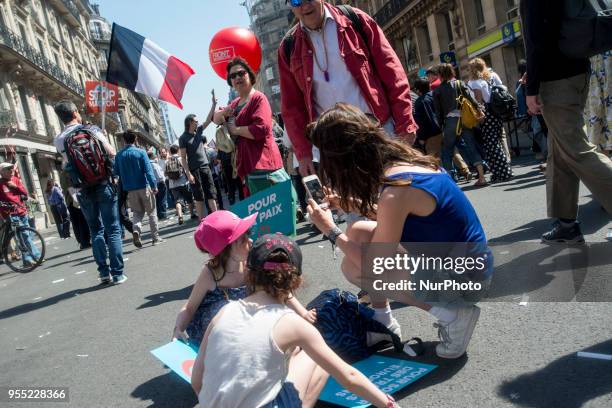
[489,70,503,86]
[54,124,109,163]
[468,79,491,103]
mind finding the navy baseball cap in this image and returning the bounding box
[248,234,303,275]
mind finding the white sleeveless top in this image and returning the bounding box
[199,300,295,408]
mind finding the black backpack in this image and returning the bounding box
[64,126,113,187]
[282,5,369,64]
[559,0,612,59]
[488,80,516,121]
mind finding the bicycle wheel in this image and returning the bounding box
[3,226,46,273]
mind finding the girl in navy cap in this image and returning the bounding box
[191,233,399,408]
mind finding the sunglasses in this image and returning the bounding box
[286,0,314,7]
[229,70,248,80]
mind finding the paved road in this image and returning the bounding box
[0,157,610,408]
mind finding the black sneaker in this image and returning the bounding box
[132,232,143,248]
[542,221,585,244]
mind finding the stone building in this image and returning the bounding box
[0,0,101,227]
[352,0,524,89]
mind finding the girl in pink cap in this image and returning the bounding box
[172,210,314,349]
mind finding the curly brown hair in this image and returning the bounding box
[308,103,440,216]
[246,249,302,303]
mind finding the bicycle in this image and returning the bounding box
[0,202,46,273]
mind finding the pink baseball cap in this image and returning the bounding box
[194,210,258,256]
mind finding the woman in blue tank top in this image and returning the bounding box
[307,103,493,360]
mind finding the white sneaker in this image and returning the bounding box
[367,317,402,347]
[434,305,480,359]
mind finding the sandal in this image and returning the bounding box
[474,180,488,187]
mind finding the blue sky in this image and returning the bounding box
[97,0,251,142]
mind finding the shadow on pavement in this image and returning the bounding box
[138,285,194,310]
[132,371,198,408]
[498,339,612,408]
[0,283,112,321]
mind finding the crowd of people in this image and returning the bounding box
[0,0,607,407]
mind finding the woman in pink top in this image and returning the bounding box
[213,58,289,195]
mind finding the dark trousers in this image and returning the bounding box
[67,204,90,247]
[156,181,168,219]
[165,179,175,208]
[291,174,308,213]
[222,163,244,205]
[213,175,224,210]
[50,202,71,238]
[118,188,133,235]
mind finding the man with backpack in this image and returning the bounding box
[114,130,163,247]
[521,0,612,243]
[278,0,418,177]
[53,101,126,285]
[166,144,195,225]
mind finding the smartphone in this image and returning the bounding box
[302,175,328,209]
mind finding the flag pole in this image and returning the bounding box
[100,82,106,132]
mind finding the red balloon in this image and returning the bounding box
[209,27,262,80]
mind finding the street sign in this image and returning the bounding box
[502,22,515,44]
[85,81,119,114]
[231,180,295,239]
[439,51,457,67]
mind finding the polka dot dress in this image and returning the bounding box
[482,107,513,182]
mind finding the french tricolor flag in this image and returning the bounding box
[106,23,194,109]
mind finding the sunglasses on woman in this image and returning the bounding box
[285,0,315,7]
[229,70,248,80]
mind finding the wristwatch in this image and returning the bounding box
[326,225,343,244]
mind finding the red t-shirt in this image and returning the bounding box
[228,90,283,178]
[0,176,28,218]
[429,78,442,91]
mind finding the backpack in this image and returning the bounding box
[165,156,183,181]
[63,126,112,187]
[559,0,612,59]
[306,289,403,363]
[488,80,516,121]
[283,5,368,64]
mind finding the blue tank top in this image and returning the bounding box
[385,171,487,244]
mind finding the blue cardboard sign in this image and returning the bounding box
[151,341,198,383]
[319,355,437,407]
[439,51,457,67]
[502,22,515,44]
[230,180,295,239]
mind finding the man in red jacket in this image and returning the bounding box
[0,162,41,266]
[278,0,417,176]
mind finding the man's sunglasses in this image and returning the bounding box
[229,70,248,80]
[285,0,315,7]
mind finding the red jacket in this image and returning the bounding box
[278,4,417,161]
[0,176,28,218]
[229,90,283,178]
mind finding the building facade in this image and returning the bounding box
[0,0,101,227]
[158,101,176,146]
[352,0,524,90]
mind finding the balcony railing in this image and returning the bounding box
[90,30,111,42]
[0,110,17,128]
[0,25,84,96]
[374,0,413,28]
[62,0,80,22]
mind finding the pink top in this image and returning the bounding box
[228,90,283,178]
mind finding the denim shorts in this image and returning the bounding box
[261,382,302,408]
